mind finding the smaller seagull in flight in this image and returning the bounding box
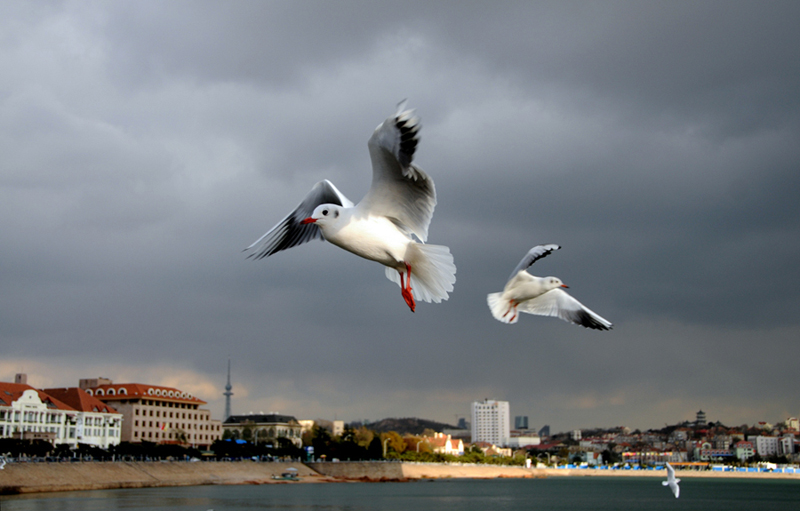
[662,462,680,498]
[487,244,612,329]
[244,101,455,312]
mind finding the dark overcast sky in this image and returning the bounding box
[2,1,799,432]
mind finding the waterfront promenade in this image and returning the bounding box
[1,461,798,495]
[0,460,329,494]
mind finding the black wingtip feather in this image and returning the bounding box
[573,309,611,330]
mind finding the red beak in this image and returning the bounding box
[561,284,569,288]
[300,217,316,224]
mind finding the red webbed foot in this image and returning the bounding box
[399,264,416,313]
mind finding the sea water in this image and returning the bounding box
[1,476,799,511]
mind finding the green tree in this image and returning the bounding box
[403,435,431,454]
[601,449,620,465]
[381,431,406,457]
[367,436,383,459]
[52,443,74,459]
[340,425,356,443]
[460,448,486,464]
[354,426,375,449]
[0,438,52,458]
[275,437,303,459]
[310,425,333,459]
[74,442,111,460]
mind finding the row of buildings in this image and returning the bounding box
[468,400,800,464]
[1,378,521,458]
[3,374,798,465]
[532,414,800,466]
[1,374,223,450]
[2,374,323,454]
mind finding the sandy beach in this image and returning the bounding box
[393,463,800,481]
[534,467,800,480]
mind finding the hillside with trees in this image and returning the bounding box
[359,417,457,435]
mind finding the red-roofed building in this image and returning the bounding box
[424,432,464,456]
[80,378,221,449]
[43,387,122,449]
[1,377,121,449]
[473,441,512,457]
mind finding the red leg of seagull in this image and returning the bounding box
[400,263,415,312]
[500,300,519,322]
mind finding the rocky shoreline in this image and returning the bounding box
[2,461,798,495]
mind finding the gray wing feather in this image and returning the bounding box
[359,102,436,242]
[508,244,561,281]
[516,289,613,330]
[244,180,352,259]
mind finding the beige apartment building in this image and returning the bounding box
[79,378,222,450]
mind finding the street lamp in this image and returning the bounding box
[383,438,389,458]
[417,440,423,452]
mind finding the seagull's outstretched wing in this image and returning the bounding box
[507,244,561,281]
[359,100,436,242]
[664,463,680,498]
[244,180,353,260]
[516,288,613,330]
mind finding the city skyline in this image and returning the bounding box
[2,370,794,440]
[2,2,800,433]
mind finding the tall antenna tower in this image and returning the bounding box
[223,357,233,421]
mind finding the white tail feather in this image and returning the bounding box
[487,292,517,324]
[385,243,456,303]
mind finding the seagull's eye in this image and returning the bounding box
[322,209,328,216]
[334,210,339,218]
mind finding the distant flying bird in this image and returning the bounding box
[662,462,680,498]
[487,244,612,329]
[245,101,455,312]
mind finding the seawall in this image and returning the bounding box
[0,461,327,494]
[308,461,543,481]
[3,461,798,494]
[0,460,544,493]
[308,462,800,481]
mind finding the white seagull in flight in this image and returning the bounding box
[245,101,455,312]
[487,244,612,329]
[662,462,680,498]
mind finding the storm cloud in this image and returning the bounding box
[2,1,799,432]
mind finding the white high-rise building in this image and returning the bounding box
[748,435,780,457]
[471,399,510,446]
